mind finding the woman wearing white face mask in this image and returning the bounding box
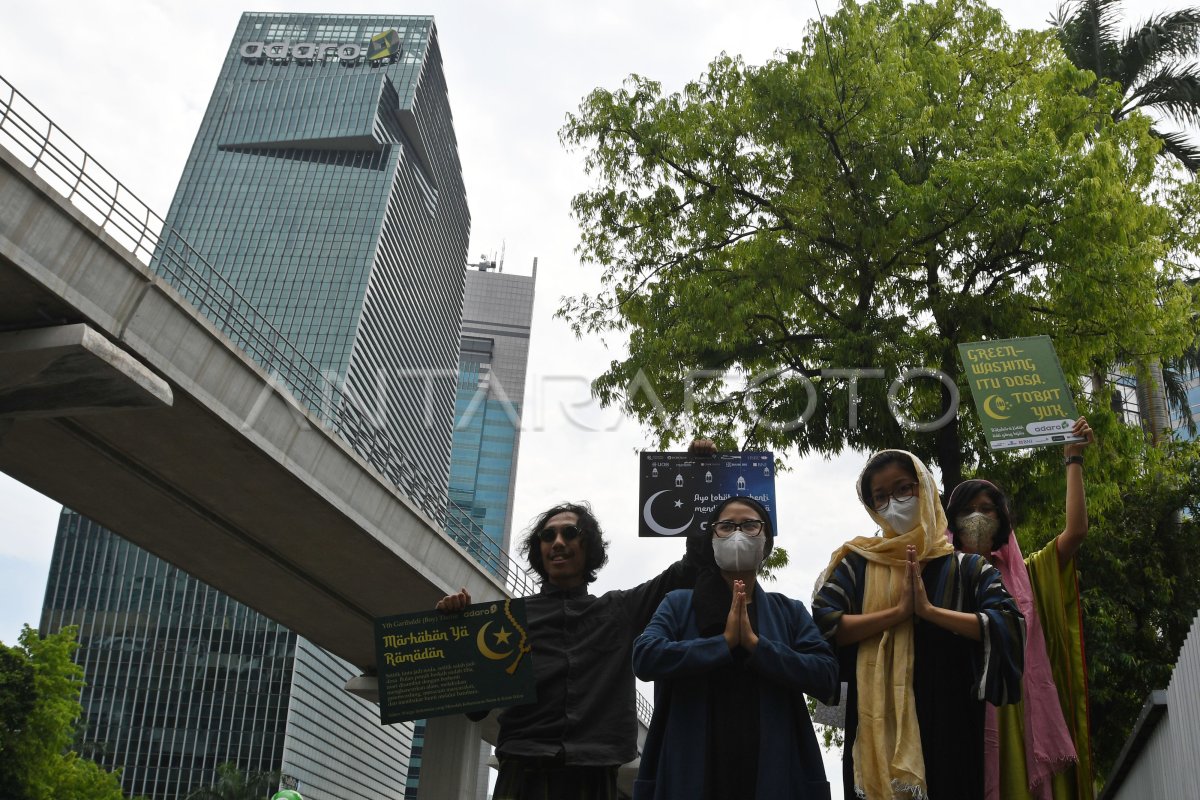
[632,496,838,800]
[945,417,1095,800]
[812,451,1026,800]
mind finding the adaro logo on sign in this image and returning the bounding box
[366,30,401,61]
[240,29,403,66]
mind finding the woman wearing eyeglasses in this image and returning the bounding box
[631,496,838,800]
[945,418,1094,800]
[812,451,1025,800]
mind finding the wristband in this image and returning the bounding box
[1063,454,1084,467]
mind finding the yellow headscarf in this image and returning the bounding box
[818,450,954,800]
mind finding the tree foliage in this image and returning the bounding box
[0,625,131,800]
[1053,0,1200,172]
[0,644,37,797]
[758,543,789,582]
[560,0,1200,491]
[561,0,1200,785]
[184,762,280,800]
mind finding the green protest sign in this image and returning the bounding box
[374,598,535,725]
[958,335,1084,451]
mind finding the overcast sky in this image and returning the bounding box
[0,0,1140,791]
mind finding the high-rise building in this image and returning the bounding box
[40,13,471,799]
[41,513,296,799]
[450,260,536,557]
[42,511,416,800]
[158,12,469,492]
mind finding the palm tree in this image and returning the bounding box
[1053,0,1200,172]
[185,763,279,800]
[1160,336,1200,435]
[1053,2,1200,444]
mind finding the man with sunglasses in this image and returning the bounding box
[435,442,712,800]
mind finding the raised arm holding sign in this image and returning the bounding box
[959,335,1085,451]
[944,418,1096,800]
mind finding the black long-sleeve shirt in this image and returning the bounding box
[495,554,699,766]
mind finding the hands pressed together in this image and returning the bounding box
[890,545,982,641]
[902,545,934,621]
[723,579,759,653]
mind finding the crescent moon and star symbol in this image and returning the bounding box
[477,602,533,675]
[983,394,1012,420]
[477,621,514,660]
[642,490,695,536]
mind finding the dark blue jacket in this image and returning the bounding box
[632,586,838,800]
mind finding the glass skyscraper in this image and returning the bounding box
[155,12,469,492]
[450,262,536,557]
[41,513,294,799]
[1169,367,1200,438]
[40,13,471,799]
[42,511,415,799]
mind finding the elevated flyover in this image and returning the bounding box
[0,76,535,670]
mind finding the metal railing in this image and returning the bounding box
[0,76,163,264]
[635,689,654,730]
[0,72,538,600]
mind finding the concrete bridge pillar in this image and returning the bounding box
[419,715,485,800]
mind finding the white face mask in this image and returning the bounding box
[712,531,766,572]
[956,512,1000,553]
[878,494,921,534]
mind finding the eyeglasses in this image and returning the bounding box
[713,519,765,537]
[871,482,919,511]
[538,525,582,543]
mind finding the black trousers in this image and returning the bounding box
[493,756,619,800]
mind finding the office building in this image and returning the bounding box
[41,513,295,799]
[155,12,469,491]
[449,259,536,558]
[41,13,470,799]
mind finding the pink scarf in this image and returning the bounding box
[946,483,1076,799]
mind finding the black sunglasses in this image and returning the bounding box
[538,525,582,543]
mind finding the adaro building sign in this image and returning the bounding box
[240,29,402,66]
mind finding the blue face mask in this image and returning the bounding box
[878,494,921,534]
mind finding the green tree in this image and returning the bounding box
[1052,1,1200,446]
[1053,0,1200,172]
[184,762,280,800]
[1160,334,1200,435]
[0,644,37,796]
[560,0,1200,492]
[0,625,130,800]
[758,545,789,582]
